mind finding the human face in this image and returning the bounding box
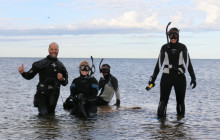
[80,71,89,76]
[48,43,59,58]
[80,65,89,76]
[170,38,177,43]
[169,32,178,44]
[101,66,110,76]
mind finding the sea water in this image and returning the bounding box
[0,57,219,139]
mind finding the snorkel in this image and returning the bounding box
[99,58,104,78]
[166,22,171,48]
[90,56,96,77]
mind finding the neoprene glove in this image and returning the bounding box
[190,74,196,89]
[148,75,156,85]
[190,80,196,89]
[114,99,120,106]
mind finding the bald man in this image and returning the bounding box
[18,42,68,115]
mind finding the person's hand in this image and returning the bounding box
[148,75,156,85]
[18,64,24,74]
[190,80,196,89]
[57,73,63,81]
[114,99,120,106]
[146,76,156,91]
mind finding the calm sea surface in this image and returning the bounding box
[0,57,219,140]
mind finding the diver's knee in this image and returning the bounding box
[63,96,77,110]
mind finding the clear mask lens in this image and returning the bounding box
[169,32,178,39]
[80,65,90,71]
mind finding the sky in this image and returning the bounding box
[0,0,220,59]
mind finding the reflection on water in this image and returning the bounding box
[0,58,220,139]
[30,114,61,139]
[155,117,189,139]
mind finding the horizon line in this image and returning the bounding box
[0,56,219,60]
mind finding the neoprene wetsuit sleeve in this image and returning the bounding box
[152,45,165,79]
[111,76,120,100]
[59,67,68,86]
[90,78,99,100]
[70,80,77,97]
[98,78,105,89]
[21,62,39,80]
[183,45,196,81]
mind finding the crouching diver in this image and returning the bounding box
[146,22,196,118]
[18,42,68,115]
[63,59,99,118]
[96,61,121,106]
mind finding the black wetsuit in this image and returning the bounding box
[21,55,68,115]
[152,42,196,117]
[96,74,120,106]
[63,75,99,117]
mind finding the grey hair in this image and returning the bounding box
[79,60,90,67]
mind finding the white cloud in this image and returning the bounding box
[169,11,183,24]
[1,0,220,36]
[194,0,220,24]
[0,11,161,36]
[89,11,159,29]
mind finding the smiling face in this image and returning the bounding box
[48,42,59,58]
[79,60,90,76]
[80,65,90,76]
[80,70,89,76]
[170,38,177,43]
[168,28,179,44]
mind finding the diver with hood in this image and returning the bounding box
[63,59,99,117]
[18,42,68,115]
[146,22,196,118]
[96,63,121,106]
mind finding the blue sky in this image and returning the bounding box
[0,0,220,59]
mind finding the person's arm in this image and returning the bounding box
[183,45,196,89]
[98,77,105,89]
[58,67,68,86]
[70,79,77,97]
[19,62,39,80]
[56,61,68,86]
[90,78,99,100]
[63,79,75,110]
[149,45,165,84]
[111,76,120,106]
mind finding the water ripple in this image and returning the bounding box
[0,58,219,139]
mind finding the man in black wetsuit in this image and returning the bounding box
[96,64,121,106]
[148,27,196,118]
[63,60,99,117]
[18,42,68,115]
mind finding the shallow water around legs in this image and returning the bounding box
[0,58,220,139]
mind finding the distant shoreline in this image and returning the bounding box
[0,57,219,60]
